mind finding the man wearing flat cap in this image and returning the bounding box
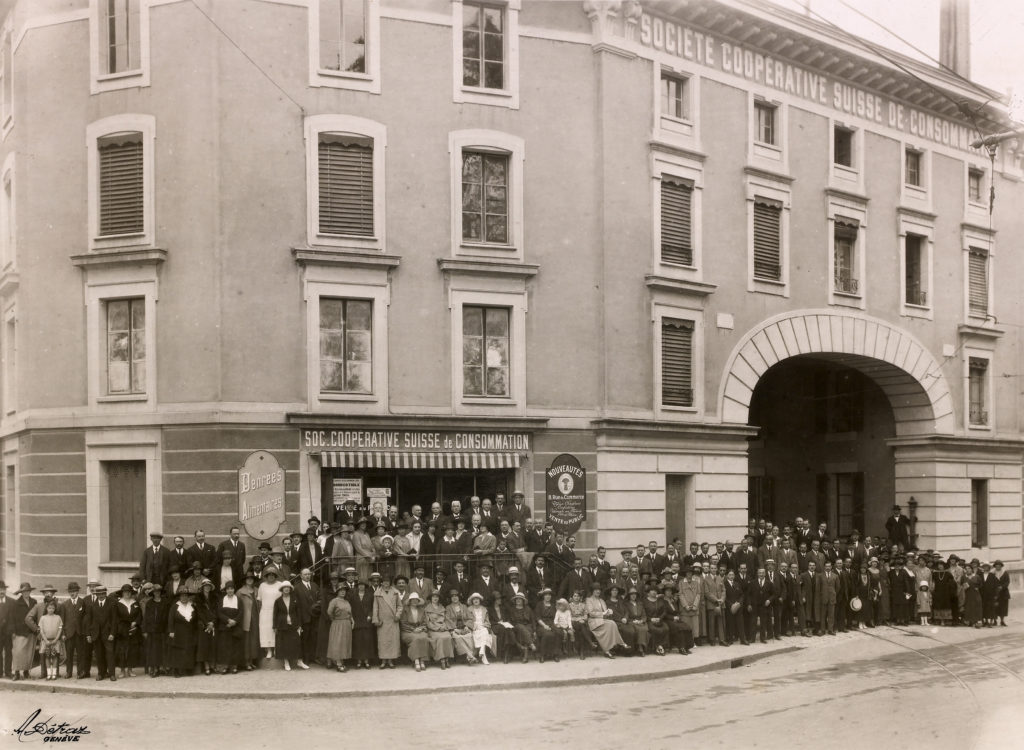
[60,582,88,678]
[139,531,173,586]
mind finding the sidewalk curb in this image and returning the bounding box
[0,645,801,700]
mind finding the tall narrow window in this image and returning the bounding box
[968,357,988,426]
[106,298,145,395]
[106,460,146,561]
[752,198,782,280]
[905,234,926,306]
[660,177,693,266]
[968,247,989,317]
[463,305,509,398]
[101,0,141,75]
[755,101,776,146]
[461,150,508,245]
[971,478,988,547]
[462,3,504,90]
[661,317,694,408]
[2,316,13,414]
[905,148,922,187]
[834,126,853,167]
[319,0,366,73]
[968,168,983,203]
[319,298,372,394]
[318,133,373,237]
[833,219,858,294]
[660,72,688,120]
[97,132,144,237]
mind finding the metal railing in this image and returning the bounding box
[306,551,577,584]
[834,275,859,294]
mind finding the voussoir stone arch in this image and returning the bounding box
[719,310,955,437]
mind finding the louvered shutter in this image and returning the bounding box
[661,318,694,407]
[660,177,693,266]
[98,135,144,236]
[968,248,988,316]
[319,134,374,237]
[753,198,782,280]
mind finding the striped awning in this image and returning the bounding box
[317,451,522,470]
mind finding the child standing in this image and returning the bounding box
[554,598,574,655]
[917,581,932,626]
[567,591,592,659]
[37,600,64,681]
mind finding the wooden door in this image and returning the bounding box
[107,461,146,562]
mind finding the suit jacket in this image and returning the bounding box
[757,544,783,571]
[0,594,16,638]
[168,547,190,573]
[585,566,609,588]
[82,596,115,640]
[815,571,840,611]
[525,565,552,603]
[470,575,501,607]
[407,577,435,602]
[736,549,760,575]
[724,580,745,611]
[59,596,87,638]
[558,569,591,599]
[212,560,243,591]
[442,574,471,604]
[703,575,725,611]
[764,572,785,603]
[503,580,529,603]
[110,600,141,638]
[272,595,301,632]
[478,510,500,534]
[216,539,247,568]
[799,571,817,612]
[751,578,773,612]
[293,579,321,624]
[777,548,798,570]
[139,544,174,584]
[524,529,546,554]
[807,550,826,573]
[507,503,532,527]
[296,540,325,573]
[186,543,219,575]
[885,515,912,546]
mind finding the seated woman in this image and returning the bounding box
[642,586,670,655]
[509,593,537,662]
[466,592,495,665]
[533,589,561,664]
[607,584,636,652]
[424,591,456,670]
[444,591,478,665]
[326,581,353,672]
[660,582,693,655]
[567,591,595,658]
[399,592,431,672]
[625,588,650,656]
[489,591,520,664]
[584,581,625,660]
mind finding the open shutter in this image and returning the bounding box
[753,198,781,280]
[660,177,693,266]
[968,248,988,316]
[98,135,144,236]
[661,318,694,407]
[319,135,374,237]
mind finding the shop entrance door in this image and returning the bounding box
[396,474,437,517]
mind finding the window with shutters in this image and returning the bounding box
[452,0,520,109]
[660,177,693,267]
[967,247,989,318]
[305,115,386,250]
[319,297,372,394]
[833,219,858,296]
[106,298,146,396]
[105,460,146,562]
[904,234,927,306]
[660,317,694,409]
[968,357,988,427]
[87,115,155,250]
[90,0,150,93]
[318,134,374,237]
[310,0,380,92]
[752,198,782,281]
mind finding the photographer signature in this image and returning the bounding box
[13,709,90,743]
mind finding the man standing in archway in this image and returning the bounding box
[886,505,912,551]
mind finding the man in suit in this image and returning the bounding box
[756,535,782,572]
[479,498,500,534]
[777,537,798,571]
[186,530,218,578]
[559,557,590,600]
[506,491,531,528]
[471,563,501,607]
[525,556,552,606]
[807,540,826,575]
[718,542,736,573]
[0,580,14,677]
[810,522,829,549]
[448,500,469,529]
[408,564,434,602]
[444,561,471,603]
[886,505,912,550]
[503,567,528,603]
[735,563,756,643]
[751,567,773,643]
[282,536,301,576]
[703,564,726,645]
[796,541,811,573]
[83,584,114,680]
[764,560,785,640]
[822,539,840,568]
[216,526,247,569]
[59,581,88,678]
[333,498,361,527]
[815,561,840,635]
[294,568,319,668]
[297,528,325,583]
[139,531,173,586]
[799,561,817,636]
[645,541,668,578]
[723,570,746,644]
[544,532,575,589]
[584,554,609,590]
[425,502,446,530]
[169,535,188,574]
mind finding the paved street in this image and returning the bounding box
[0,615,1021,749]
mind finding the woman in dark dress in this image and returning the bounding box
[508,593,536,662]
[533,589,561,663]
[993,561,1011,626]
[625,588,649,656]
[348,580,377,669]
[607,584,636,652]
[642,587,670,655]
[141,585,168,676]
[964,563,984,627]
[661,582,694,654]
[855,564,882,628]
[194,579,218,675]
[930,560,957,626]
[273,580,302,670]
[166,589,198,677]
[216,580,243,674]
[111,584,142,678]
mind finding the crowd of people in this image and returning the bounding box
[0,498,1012,680]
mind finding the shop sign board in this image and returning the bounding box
[237,450,286,540]
[302,428,530,452]
[545,453,586,536]
[332,477,363,509]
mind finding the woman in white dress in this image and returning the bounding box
[466,592,495,665]
[257,566,284,658]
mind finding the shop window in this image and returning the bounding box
[319,297,372,395]
[752,198,782,281]
[971,478,988,547]
[833,219,859,296]
[834,126,853,167]
[462,305,509,398]
[660,176,693,267]
[660,71,688,121]
[967,247,989,318]
[754,101,776,146]
[105,460,146,562]
[106,298,146,396]
[904,234,927,306]
[968,357,988,426]
[660,317,693,408]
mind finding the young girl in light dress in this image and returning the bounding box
[917,581,932,626]
[37,600,64,681]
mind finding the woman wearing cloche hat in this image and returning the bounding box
[11,583,37,680]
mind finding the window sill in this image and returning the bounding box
[459,242,518,254]
[97,394,148,403]
[832,290,862,300]
[659,405,699,414]
[461,397,518,407]
[750,277,788,298]
[455,86,518,109]
[97,70,144,83]
[967,423,993,432]
[71,247,167,269]
[318,393,378,403]
[311,69,380,94]
[438,257,538,279]
[292,246,400,271]
[317,69,373,82]
[901,303,932,320]
[90,234,155,253]
[311,233,381,250]
[958,322,1005,340]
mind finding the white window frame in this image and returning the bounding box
[1,21,13,140]
[85,428,162,579]
[308,0,381,94]
[749,95,786,169]
[3,445,19,580]
[746,173,791,297]
[901,143,930,210]
[89,0,151,94]
[829,119,862,190]
[897,212,934,320]
[1,152,14,272]
[449,288,526,415]
[85,267,158,409]
[962,226,994,324]
[86,114,156,251]
[826,196,867,310]
[652,151,703,279]
[304,114,387,251]
[303,272,389,414]
[653,303,703,420]
[965,162,989,222]
[449,129,524,261]
[1,301,14,418]
[963,348,993,433]
[654,65,700,145]
[452,0,520,110]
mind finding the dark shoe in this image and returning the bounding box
[110,675,117,681]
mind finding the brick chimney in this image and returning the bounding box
[939,0,970,78]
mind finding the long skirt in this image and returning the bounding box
[493,623,519,655]
[243,627,259,663]
[401,630,431,660]
[470,626,494,653]
[275,628,301,662]
[666,620,694,650]
[451,630,475,657]
[216,633,242,667]
[647,621,670,649]
[536,627,560,658]
[258,605,276,648]
[317,613,331,661]
[426,631,455,661]
[680,611,700,633]
[351,627,376,661]
[997,591,1010,618]
[964,590,983,624]
[196,628,216,663]
[587,619,625,652]
[859,601,876,626]
[145,634,165,669]
[376,621,400,659]
[512,624,535,651]
[631,622,650,649]
[327,620,353,662]
[12,634,36,672]
[617,622,639,649]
